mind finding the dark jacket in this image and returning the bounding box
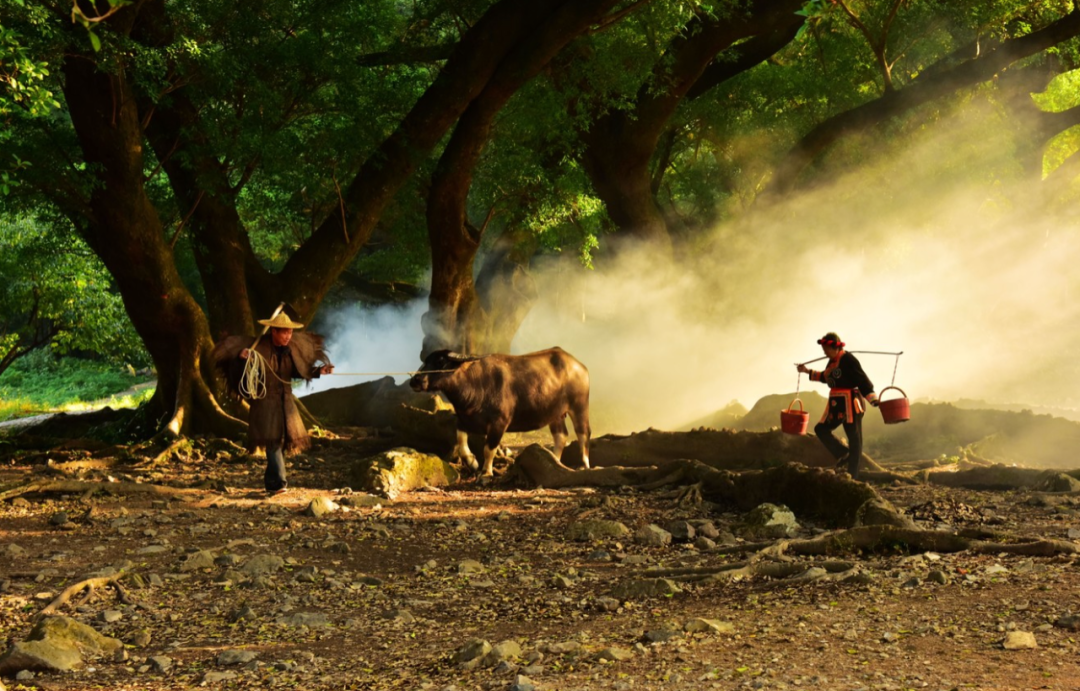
[809,351,875,396]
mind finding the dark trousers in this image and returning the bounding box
[815,413,863,477]
[265,446,287,492]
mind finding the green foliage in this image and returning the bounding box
[0,349,155,421]
[0,216,148,370]
[0,3,62,118]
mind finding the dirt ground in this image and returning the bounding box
[1,431,1079,691]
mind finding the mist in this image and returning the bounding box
[311,97,1080,435]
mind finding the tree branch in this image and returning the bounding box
[765,8,1080,197]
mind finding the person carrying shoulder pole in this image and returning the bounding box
[796,332,878,479]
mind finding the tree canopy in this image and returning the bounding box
[1,0,1078,436]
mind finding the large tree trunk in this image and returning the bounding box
[579,0,805,249]
[421,0,625,357]
[61,38,243,439]
[278,0,594,322]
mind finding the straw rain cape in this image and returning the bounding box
[212,332,329,455]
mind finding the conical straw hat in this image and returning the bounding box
[258,312,304,329]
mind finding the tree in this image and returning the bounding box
[421,0,631,356]
[0,217,142,377]
[2,0,648,437]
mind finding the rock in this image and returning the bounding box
[1054,614,1080,631]
[240,554,285,577]
[382,609,415,624]
[544,641,583,655]
[1036,473,1080,492]
[855,499,917,529]
[49,511,70,526]
[304,497,340,518]
[203,671,239,683]
[694,536,717,550]
[566,519,631,541]
[595,647,634,662]
[552,574,574,589]
[0,615,123,674]
[99,610,123,623]
[342,493,384,508]
[148,655,173,673]
[349,447,459,500]
[741,503,800,539]
[217,649,258,666]
[179,550,216,571]
[927,570,950,585]
[510,674,536,691]
[690,520,721,539]
[634,524,673,547]
[4,544,26,558]
[985,564,1009,576]
[276,612,330,628]
[595,596,620,612]
[644,626,681,643]
[455,639,491,666]
[483,640,522,666]
[666,521,696,541]
[1002,631,1037,650]
[227,605,256,623]
[138,545,169,555]
[611,578,681,599]
[684,618,735,635]
[130,630,152,647]
[457,559,486,575]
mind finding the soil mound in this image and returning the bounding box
[561,427,841,471]
[721,392,1080,467]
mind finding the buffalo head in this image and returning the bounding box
[409,349,469,392]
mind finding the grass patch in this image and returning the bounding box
[0,351,156,422]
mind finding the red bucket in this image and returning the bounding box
[878,386,910,424]
[780,398,809,435]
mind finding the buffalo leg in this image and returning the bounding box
[549,418,569,461]
[453,429,479,471]
[481,428,507,477]
[569,408,591,469]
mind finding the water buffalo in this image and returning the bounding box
[409,348,591,476]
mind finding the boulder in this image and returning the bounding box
[349,447,459,500]
[741,503,800,539]
[0,616,122,673]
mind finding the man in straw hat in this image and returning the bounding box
[797,332,878,479]
[213,309,333,496]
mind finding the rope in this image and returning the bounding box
[326,369,458,377]
[240,349,270,400]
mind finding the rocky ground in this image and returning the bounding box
[1,432,1080,691]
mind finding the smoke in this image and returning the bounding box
[304,300,428,395]
[312,96,1080,435]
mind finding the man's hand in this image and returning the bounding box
[240,348,250,360]
[796,364,810,374]
[320,364,334,375]
[869,399,880,407]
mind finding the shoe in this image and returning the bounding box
[266,487,288,497]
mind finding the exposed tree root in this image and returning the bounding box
[512,445,883,527]
[0,479,196,503]
[641,559,860,584]
[35,570,133,622]
[709,525,1079,558]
